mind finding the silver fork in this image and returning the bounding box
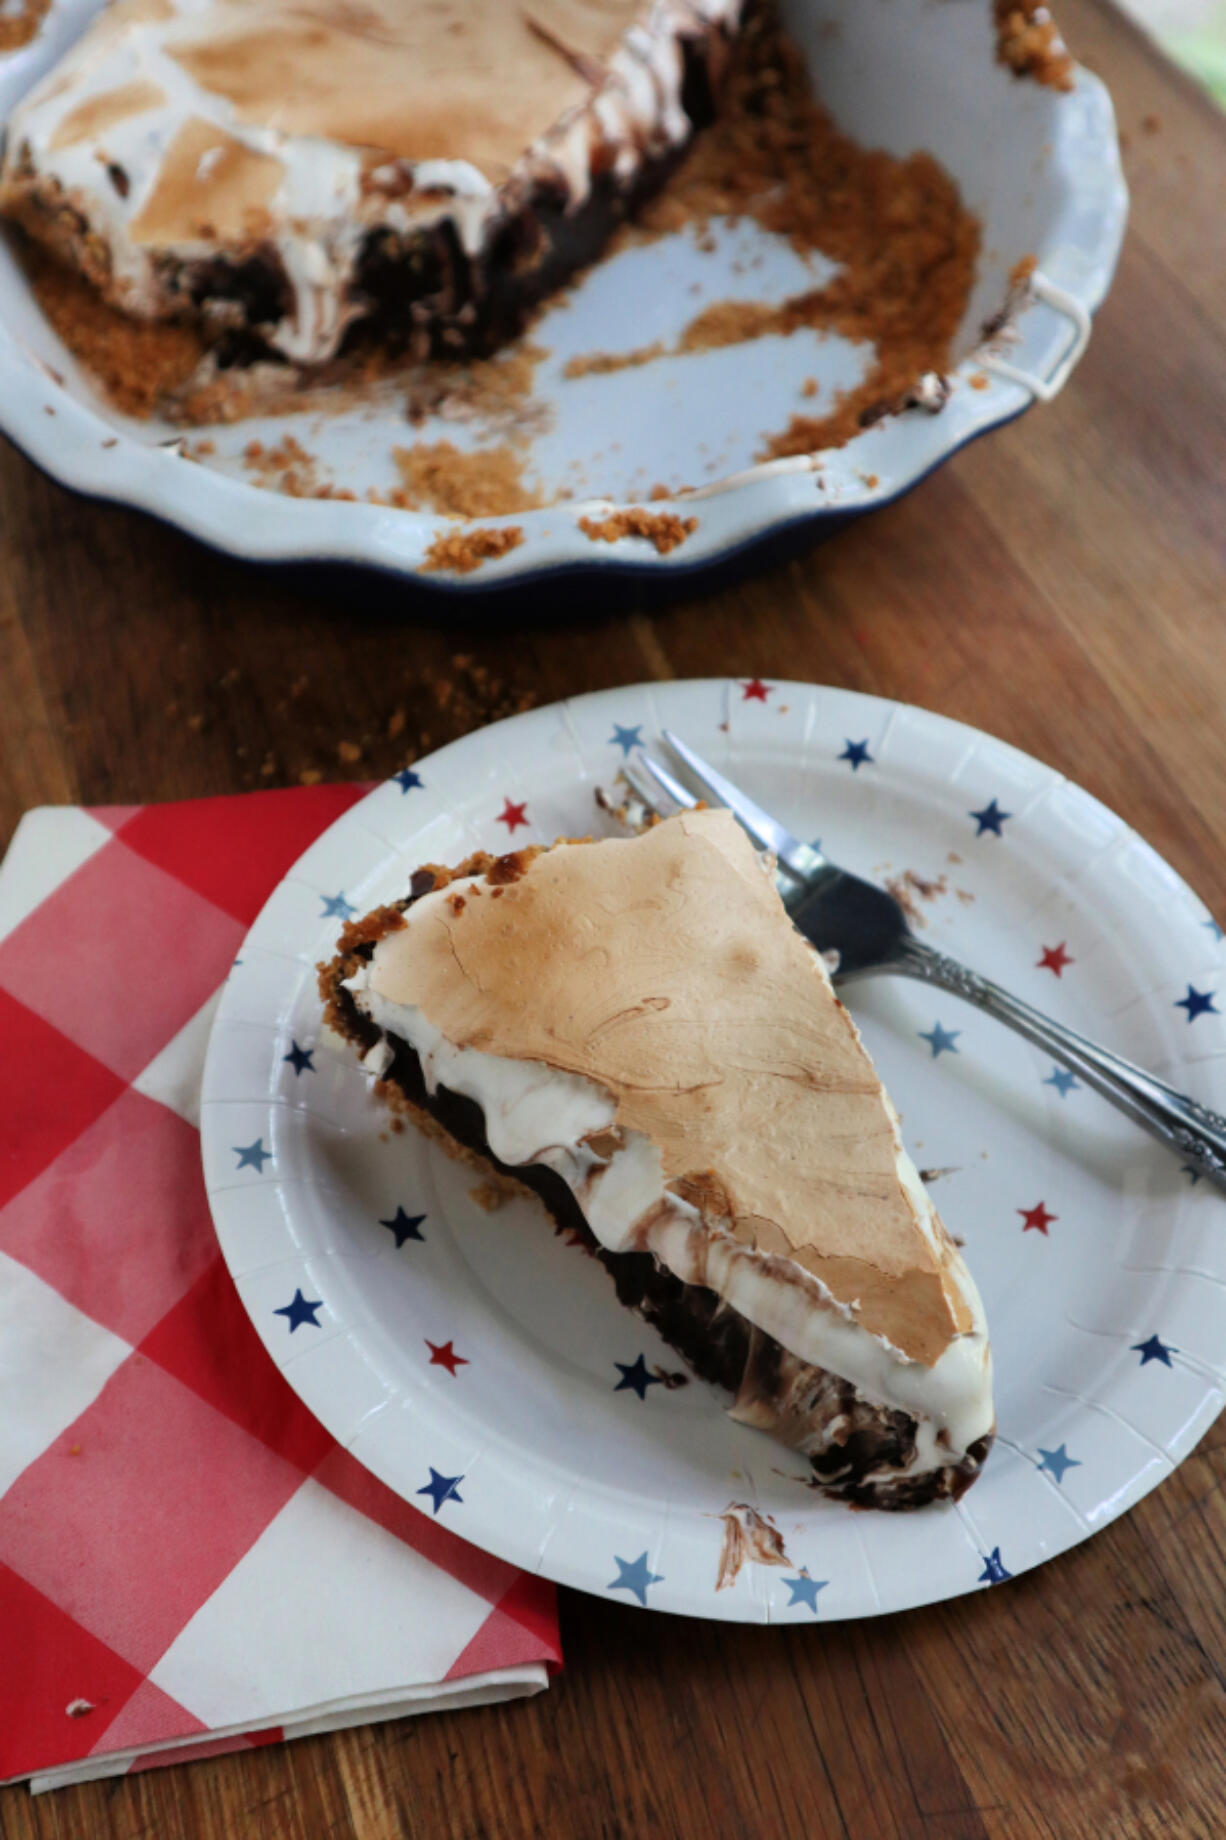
[609,731,1226,1194]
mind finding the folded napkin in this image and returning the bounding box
[0,788,561,1793]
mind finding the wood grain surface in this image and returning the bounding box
[2,2,1225,1834]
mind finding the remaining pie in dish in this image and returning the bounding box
[320,809,994,1507]
[0,0,743,367]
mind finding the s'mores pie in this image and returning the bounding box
[321,809,994,1508]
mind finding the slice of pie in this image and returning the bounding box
[320,809,994,1507]
[0,0,743,367]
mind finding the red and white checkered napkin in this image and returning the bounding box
[0,787,561,1793]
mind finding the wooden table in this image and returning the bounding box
[2,3,1225,1833]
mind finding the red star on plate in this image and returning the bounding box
[426,1340,469,1375]
[740,678,773,703]
[1019,1202,1057,1236]
[497,798,528,832]
[1038,942,1074,976]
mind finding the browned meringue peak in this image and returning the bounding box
[370,810,974,1365]
[130,117,285,245]
[165,0,650,172]
[49,78,169,152]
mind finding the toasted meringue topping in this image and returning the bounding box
[165,0,649,172]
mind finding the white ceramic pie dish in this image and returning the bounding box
[0,0,1128,591]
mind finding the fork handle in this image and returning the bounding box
[884,935,1226,1193]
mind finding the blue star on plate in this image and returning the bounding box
[1132,1333,1176,1367]
[783,1573,827,1613]
[609,723,643,757]
[1044,1067,1080,1098]
[969,799,1011,838]
[380,1206,426,1247]
[393,768,423,793]
[274,1289,323,1332]
[839,739,873,771]
[978,1547,1012,1585]
[614,1355,662,1400]
[283,1040,315,1076]
[1036,1444,1081,1484]
[233,1137,271,1172]
[1175,984,1218,1022]
[320,892,356,920]
[919,1022,961,1059]
[1205,919,1224,943]
[417,1468,464,1514]
[607,1552,663,1606]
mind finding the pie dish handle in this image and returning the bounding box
[895,936,1226,1192]
[979,271,1093,404]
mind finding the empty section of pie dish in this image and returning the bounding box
[0,0,1127,588]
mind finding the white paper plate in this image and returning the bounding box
[0,0,1127,588]
[200,680,1226,1621]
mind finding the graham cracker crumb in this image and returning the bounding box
[885,868,953,928]
[995,3,1075,91]
[242,433,321,497]
[578,510,698,555]
[422,525,525,575]
[562,341,667,380]
[403,340,548,432]
[389,441,541,519]
[885,875,924,928]
[23,244,206,418]
[470,1179,513,1212]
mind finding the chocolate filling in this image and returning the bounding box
[155,21,730,368]
[324,929,992,1510]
